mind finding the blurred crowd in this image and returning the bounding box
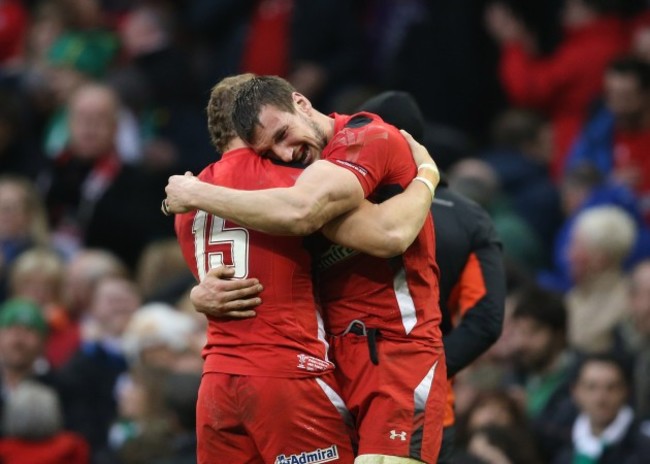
[0,0,649,463]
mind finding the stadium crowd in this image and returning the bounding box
[0,0,650,463]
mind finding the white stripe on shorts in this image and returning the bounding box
[413,360,438,414]
[316,377,354,429]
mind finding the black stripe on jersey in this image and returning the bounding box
[344,115,373,129]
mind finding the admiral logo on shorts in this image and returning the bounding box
[275,444,339,464]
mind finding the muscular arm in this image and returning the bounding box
[165,160,364,236]
[321,165,438,258]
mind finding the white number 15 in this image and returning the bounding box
[192,210,249,281]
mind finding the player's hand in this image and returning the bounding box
[401,129,440,187]
[163,172,200,214]
[190,266,263,319]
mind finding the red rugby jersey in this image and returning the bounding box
[175,148,334,377]
[320,113,442,345]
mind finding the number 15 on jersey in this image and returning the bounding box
[192,210,250,281]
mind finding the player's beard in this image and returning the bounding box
[302,116,328,163]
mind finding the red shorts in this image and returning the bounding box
[329,333,447,463]
[196,372,355,464]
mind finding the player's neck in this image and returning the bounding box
[314,111,336,142]
[225,138,248,151]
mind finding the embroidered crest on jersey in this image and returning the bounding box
[275,445,339,464]
[296,354,332,372]
[317,244,359,271]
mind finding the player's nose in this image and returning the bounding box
[274,145,294,163]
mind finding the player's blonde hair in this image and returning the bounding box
[206,73,255,153]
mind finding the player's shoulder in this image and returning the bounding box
[343,111,398,133]
[328,112,400,152]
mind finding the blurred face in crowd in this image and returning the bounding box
[467,431,512,464]
[68,85,118,160]
[468,400,518,432]
[525,123,553,164]
[121,8,167,57]
[91,277,141,338]
[0,181,30,240]
[511,316,562,373]
[567,229,607,283]
[562,0,597,29]
[633,26,650,64]
[574,361,628,432]
[605,71,648,128]
[0,325,43,372]
[251,96,328,165]
[12,270,59,307]
[629,262,650,335]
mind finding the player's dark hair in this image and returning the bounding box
[232,76,297,144]
[512,285,567,333]
[206,74,255,153]
[608,56,650,90]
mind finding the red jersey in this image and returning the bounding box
[320,113,442,344]
[175,148,334,378]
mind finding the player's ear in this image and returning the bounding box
[293,92,312,115]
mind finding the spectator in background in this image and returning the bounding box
[508,286,577,462]
[41,0,126,160]
[110,4,211,174]
[111,370,201,464]
[462,425,544,464]
[566,57,650,221]
[0,175,49,299]
[481,109,562,251]
[0,92,45,179]
[448,157,545,271]
[455,390,531,448]
[540,164,650,292]
[57,275,140,458]
[485,0,628,179]
[615,260,650,420]
[42,83,124,255]
[41,83,172,267]
[0,298,57,419]
[554,354,650,464]
[5,248,77,369]
[135,239,194,306]
[0,381,89,464]
[42,248,129,370]
[0,1,27,69]
[8,248,63,310]
[185,0,361,113]
[631,12,650,64]
[121,303,202,373]
[565,206,636,354]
